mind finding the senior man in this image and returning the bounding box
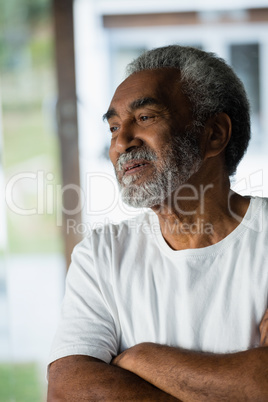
[48,45,268,401]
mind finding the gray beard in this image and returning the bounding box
[115,129,203,208]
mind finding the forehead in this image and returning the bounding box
[109,68,189,112]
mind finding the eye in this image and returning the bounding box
[140,115,149,121]
[137,114,156,125]
[109,126,119,133]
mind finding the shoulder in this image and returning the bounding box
[253,196,268,209]
[245,196,268,230]
[238,197,268,248]
[260,197,268,211]
[70,210,155,264]
[82,210,153,244]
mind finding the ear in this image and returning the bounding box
[202,113,232,160]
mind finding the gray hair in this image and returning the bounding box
[126,45,251,176]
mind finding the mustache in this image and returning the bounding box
[116,147,157,172]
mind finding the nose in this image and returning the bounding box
[113,125,143,154]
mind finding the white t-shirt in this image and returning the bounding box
[48,196,268,365]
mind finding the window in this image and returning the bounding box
[230,43,261,144]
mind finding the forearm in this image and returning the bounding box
[113,344,268,401]
[47,355,180,401]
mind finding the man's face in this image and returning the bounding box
[105,69,203,208]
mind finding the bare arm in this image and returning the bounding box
[48,311,268,401]
[113,343,268,401]
[260,309,268,346]
[47,355,180,401]
[112,311,268,401]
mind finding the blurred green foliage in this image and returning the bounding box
[0,0,63,254]
[0,0,51,71]
[0,7,59,402]
[0,0,50,24]
[0,362,45,402]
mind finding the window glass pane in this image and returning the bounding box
[110,47,146,92]
[230,43,260,142]
[230,43,260,114]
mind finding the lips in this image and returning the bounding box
[123,159,150,175]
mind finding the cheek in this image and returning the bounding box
[109,143,117,166]
[146,132,172,154]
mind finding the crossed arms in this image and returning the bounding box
[47,310,268,401]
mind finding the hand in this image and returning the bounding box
[111,349,129,369]
[260,309,268,346]
[111,352,124,367]
[111,347,135,370]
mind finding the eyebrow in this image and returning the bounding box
[102,97,162,122]
[102,108,117,122]
[130,97,162,110]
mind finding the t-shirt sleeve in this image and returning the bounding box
[48,237,119,365]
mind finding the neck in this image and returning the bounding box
[151,173,250,251]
